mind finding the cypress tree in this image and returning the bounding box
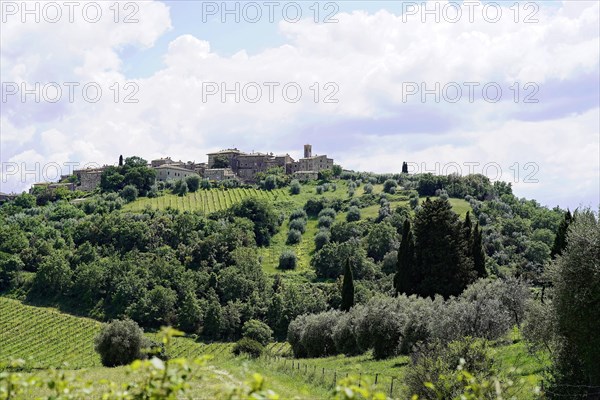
[551,210,573,259]
[472,222,487,278]
[463,211,473,257]
[341,259,355,312]
[119,155,123,167]
[394,219,415,295]
[402,162,408,174]
[413,197,475,298]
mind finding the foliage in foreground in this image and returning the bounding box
[0,356,541,400]
[523,209,600,398]
[1,327,543,400]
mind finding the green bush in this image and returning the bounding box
[289,179,301,195]
[404,338,494,399]
[119,185,139,202]
[288,311,341,358]
[317,216,333,229]
[346,206,361,222]
[289,218,306,233]
[278,250,297,270]
[173,180,188,196]
[186,175,201,192]
[242,319,273,346]
[383,179,398,194]
[318,208,336,219]
[94,319,146,367]
[232,337,264,358]
[304,198,326,217]
[314,231,330,251]
[289,209,307,221]
[286,229,302,245]
[232,198,280,247]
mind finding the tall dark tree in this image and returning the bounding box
[341,259,354,312]
[550,210,573,258]
[463,211,473,257]
[394,219,415,295]
[118,155,123,166]
[402,161,408,174]
[463,211,472,237]
[413,198,476,298]
[472,222,487,278]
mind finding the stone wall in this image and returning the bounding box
[75,169,104,191]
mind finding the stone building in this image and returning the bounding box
[205,144,333,182]
[151,157,175,168]
[235,152,291,181]
[204,168,236,181]
[74,167,106,191]
[292,171,319,181]
[0,192,17,203]
[30,182,76,194]
[155,164,200,182]
[207,149,244,169]
[289,145,334,174]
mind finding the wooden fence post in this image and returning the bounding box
[390,377,395,397]
[375,373,378,384]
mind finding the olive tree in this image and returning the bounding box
[94,319,146,367]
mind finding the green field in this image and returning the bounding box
[0,297,253,369]
[0,298,326,398]
[1,297,545,399]
[0,297,102,369]
[122,187,290,214]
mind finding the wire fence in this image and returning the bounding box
[261,353,404,398]
[190,341,600,399]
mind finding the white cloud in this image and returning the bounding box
[0,0,598,208]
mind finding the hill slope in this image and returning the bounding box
[0,297,240,369]
[0,297,102,368]
[121,182,471,273]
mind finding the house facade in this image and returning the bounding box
[155,164,200,182]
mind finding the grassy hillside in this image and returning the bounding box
[122,181,471,274]
[0,297,326,398]
[1,296,545,399]
[0,297,242,369]
[0,297,102,368]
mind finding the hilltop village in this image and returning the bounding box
[33,144,334,193]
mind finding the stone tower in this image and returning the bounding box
[304,144,312,158]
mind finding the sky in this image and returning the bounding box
[1,0,599,210]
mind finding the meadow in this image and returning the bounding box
[0,297,546,399]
